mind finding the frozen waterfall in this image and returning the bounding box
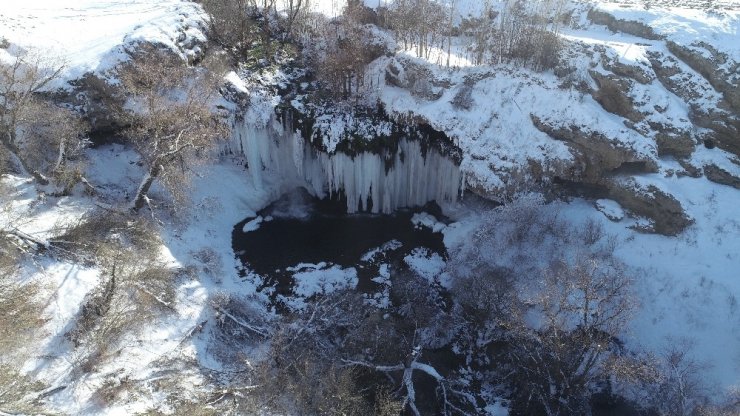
[230,117,463,214]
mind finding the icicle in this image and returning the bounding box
[232,117,462,214]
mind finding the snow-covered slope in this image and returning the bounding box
[0,0,208,87]
[2,0,739,412]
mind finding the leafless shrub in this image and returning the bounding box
[202,0,259,57]
[209,291,271,362]
[0,48,66,183]
[385,0,447,59]
[91,376,134,408]
[465,0,566,71]
[506,256,635,415]
[644,341,714,416]
[54,211,160,262]
[58,211,176,375]
[192,247,223,278]
[209,289,405,414]
[446,193,639,413]
[20,98,89,185]
[0,365,48,414]
[117,45,229,211]
[0,214,48,412]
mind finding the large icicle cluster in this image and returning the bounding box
[230,117,462,213]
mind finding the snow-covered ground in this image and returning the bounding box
[0,0,207,87]
[2,0,739,412]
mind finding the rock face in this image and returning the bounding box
[648,51,740,158]
[385,57,449,101]
[666,41,740,113]
[587,9,663,40]
[531,116,657,183]
[589,71,644,123]
[704,164,740,189]
[655,131,695,159]
[601,57,655,85]
[608,182,693,236]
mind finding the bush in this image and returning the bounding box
[446,193,637,414]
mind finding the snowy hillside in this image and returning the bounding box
[0,0,207,86]
[1,0,739,414]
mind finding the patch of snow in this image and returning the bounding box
[595,199,625,221]
[404,247,446,282]
[411,212,446,232]
[0,0,208,88]
[242,216,264,232]
[291,263,359,299]
[361,240,403,262]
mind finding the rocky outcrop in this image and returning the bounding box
[666,41,740,113]
[385,57,450,101]
[608,182,693,236]
[648,51,740,157]
[589,71,644,123]
[689,109,740,157]
[587,9,663,40]
[704,164,740,189]
[531,116,657,183]
[655,131,695,158]
[602,58,654,85]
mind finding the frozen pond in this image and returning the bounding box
[232,188,447,300]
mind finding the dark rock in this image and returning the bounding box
[677,160,702,178]
[704,164,740,189]
[655,131,695,158]
[587,9,663,40]
[602,57,654,84]
[385,57,448,101]
[589,71,644,122]
[608,182,693,236]
[531,115,658,183]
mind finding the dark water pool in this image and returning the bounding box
[232,188,447,296]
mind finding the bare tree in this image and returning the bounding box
[0,49,66,183]
[506,257,635,415]
[20,99,90,193]
[639,340,714,416]
[282,0,306,41]
[386,0,447,59]
[0,185,48,414]
[202,0,257,57]
[118,46,228,211]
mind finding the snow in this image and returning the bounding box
[0,0,208,88]
[367,263,392,308]
[3,0,740,411]
[242,216,264,232]
[404,247,446,283]
[595,198,625,221]
[284,263,359,308]
[361,240,403,262]
[225,71,249,93]
[594,3,740,59]
[485,401,510,416]
[411,212,447,232]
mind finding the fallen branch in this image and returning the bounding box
[213,306,270,338]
